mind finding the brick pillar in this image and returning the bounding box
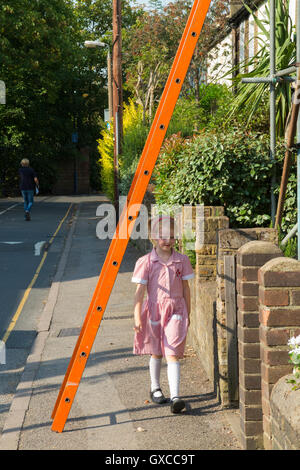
[236,241,282,450]
[195,206,229,281]
[216,228,278,407]
[259,257,300,450]
[180,205,228,280]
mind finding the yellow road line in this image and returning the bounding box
[1,203,73,344]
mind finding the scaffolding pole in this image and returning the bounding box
[297,0,300,260]
[241,0,300,260]
[269,0,276,225]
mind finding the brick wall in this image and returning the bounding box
[217,229,279,408]
[187,279,217,387]
[52,148,90,195]
[182,214,279,410]
[236,241,282,450]
[195,206,228,281]
[184,206,228,391]
[259,256,300,449]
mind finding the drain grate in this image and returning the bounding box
[58,327,81,337]
[58,315,132,337]
[104,315,132,321]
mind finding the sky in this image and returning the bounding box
[130,0,172,9]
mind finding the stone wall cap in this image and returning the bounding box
[238,240,281,255]
[259,256,300,273]
[271,374,300,435]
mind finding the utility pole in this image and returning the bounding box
[113,0,123,222]
[107,49,113,122]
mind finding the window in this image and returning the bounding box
[239,21,245,65]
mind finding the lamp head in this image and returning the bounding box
[84,40,107,48]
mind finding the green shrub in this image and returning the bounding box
[98,85,234,200]
[153,128,284,231]
[119,100,149,196]
[275,148,298,258]
[97,123,115,202]
[168,98,203,136]
[98,99,149,200]
[153,123,300,261]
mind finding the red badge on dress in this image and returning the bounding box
[176,269,181,278]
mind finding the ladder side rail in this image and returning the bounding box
[51,0,212,433]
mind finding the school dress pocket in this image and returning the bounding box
[164,310,188,349]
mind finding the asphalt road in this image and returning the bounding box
[0,197,72,341]
[0,196,73,430]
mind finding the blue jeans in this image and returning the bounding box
[21,190,34,213]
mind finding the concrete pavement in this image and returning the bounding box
[0,195,242,451]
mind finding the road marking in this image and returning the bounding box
[0,340,5,364]
[34,241,46,256]
[0,242,23,245]
[0,203,19,216]
[1,204,73,344]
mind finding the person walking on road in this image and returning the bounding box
[18,159,39,221]
[132,214,194,414]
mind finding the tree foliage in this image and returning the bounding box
[152,128,293,231]
[123,0,230,124]
[0,0,139,194]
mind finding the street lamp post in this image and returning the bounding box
[84,40,117,216]
[84,40,113,122]
[107,48,113,122]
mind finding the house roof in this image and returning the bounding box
[208,0,266,51]
[229,0,266,27]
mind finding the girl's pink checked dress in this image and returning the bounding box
[132,247,194,358]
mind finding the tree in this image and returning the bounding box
[73,0,140,40]
[0,0,140,194]
[123,0,230,123]
[148,0,164,11]
[124,20,169,124]
[0,0,93,192]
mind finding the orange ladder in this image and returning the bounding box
[51,0,212,433]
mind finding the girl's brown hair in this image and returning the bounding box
[148,215,176,247]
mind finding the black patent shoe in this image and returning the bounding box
[170,397,185,413]
[150,388,168,404]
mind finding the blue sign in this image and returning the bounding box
[72,132,78,143]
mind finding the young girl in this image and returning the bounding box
[131,214,194,413]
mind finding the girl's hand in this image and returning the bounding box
[133,315,142,333]
[133,284,145,333]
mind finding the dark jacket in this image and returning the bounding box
[19,167,37,191]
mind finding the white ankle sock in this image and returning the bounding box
[167,361,180,400]
[149,357,162,397]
